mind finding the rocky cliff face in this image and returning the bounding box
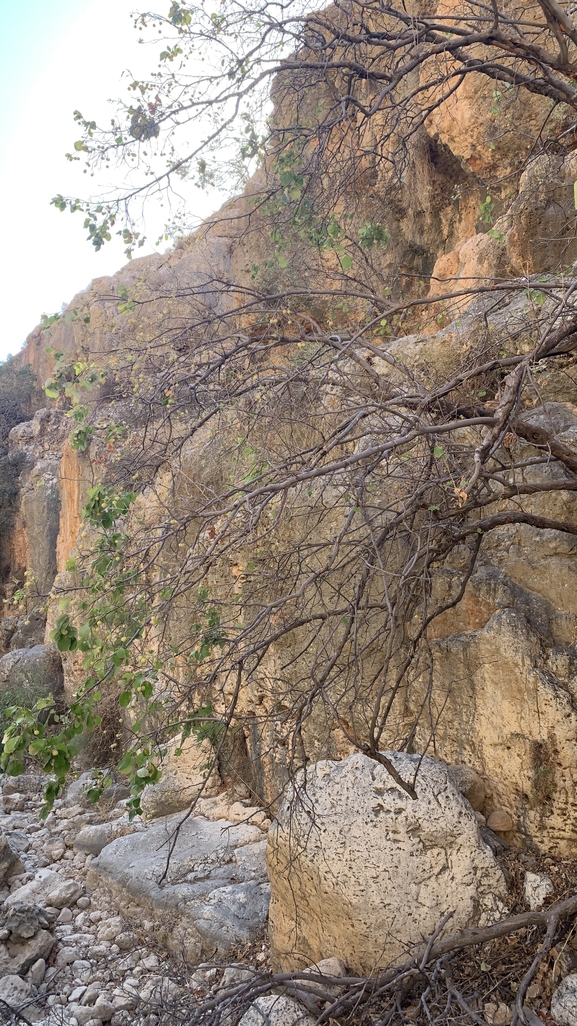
[5,0,577,855]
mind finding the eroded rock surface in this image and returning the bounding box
[88,812,270,960]
[267,752,507,973]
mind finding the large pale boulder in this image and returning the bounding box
[267,752,507,973]
[551,974,577,1026]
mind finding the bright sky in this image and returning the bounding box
[0,0,227,361]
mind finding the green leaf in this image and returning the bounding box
[433,446,444,458]
[119,691,132,708]
[341,255,353,270]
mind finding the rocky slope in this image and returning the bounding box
[0,771,273,1024]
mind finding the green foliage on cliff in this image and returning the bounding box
[0,477,225,818]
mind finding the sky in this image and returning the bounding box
[0,0,227,361]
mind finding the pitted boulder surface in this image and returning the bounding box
[267,751,507,973]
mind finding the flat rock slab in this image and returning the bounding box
[87,814,270,961]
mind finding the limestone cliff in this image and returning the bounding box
[5,0,577,854]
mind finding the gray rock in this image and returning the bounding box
[26,958,46,987]
[74,821,140,856]
[82,982,103,1006]
[0,831,24,883]
[92,998,115,1023]
[88,814,270,960]
[97,916,124,942]
[44,838,65,860]
[0,644,63,699]
[0,616,46,657]
[111,989,137,1012]
[2,773,43,797]
[66,933,97,946]
[0,903,51,942]
[0,929,54,977]
[87,945,109,960]
[65,772,98,806]
[71,959,92,974]
[115,932,137,951]
[446,764,486,812]
[0,973,34,1009]
[551,973,577,1026]
[6,868,83,909]
[56,946,81,966]
[139,976,181,1007]
[193,881,271,949]
[9,615,47,652]
[222,965,254,987]
[64,774,129,813]
[69,1002,112,1026]
[524,871,554,910]
[9,830,30,853]
[239,994,315,1026]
